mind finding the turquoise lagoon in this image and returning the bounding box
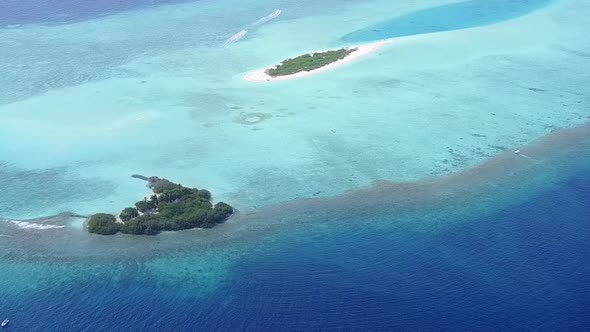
[1,0,588,218]
[1,0,589,330]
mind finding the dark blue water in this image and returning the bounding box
[3,166,589,331]
[0,0,196,26]
[342,0,555,42]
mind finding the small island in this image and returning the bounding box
[88,177,233,235]
[244,41,388,82]
[265,48,358,77]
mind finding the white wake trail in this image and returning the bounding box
[251,9,282,26]
[224,10,282,46]
[225,29,248,45]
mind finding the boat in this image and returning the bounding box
[1,319,8,327]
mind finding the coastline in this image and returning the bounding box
[243,40,390,82]
[1,0,589,327]
[3,121,589,250]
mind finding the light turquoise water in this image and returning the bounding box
[1,0,588,220]
[1,1,589,328]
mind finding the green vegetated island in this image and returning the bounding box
[88,176,233,235]
[265,47,358,77]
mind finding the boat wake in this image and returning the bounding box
[251,9,282,26]
[224,9,282,45]
[225,29,248,45]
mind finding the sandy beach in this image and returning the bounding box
[244,40,390,82]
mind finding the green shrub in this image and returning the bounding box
[135,200,149,213]
[88,213,120,235]
[152,179,181,194]
[196,189,211,200]
[119,217,146,235]
[159,186,192,203]
[120,207,139,221]
[144,219,162,235]
[135,196,157,213]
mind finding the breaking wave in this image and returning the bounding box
[6,219,65,230]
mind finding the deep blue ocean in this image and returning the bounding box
[2,0,589,330]
[2,164,589,331]
[0,0,192,26]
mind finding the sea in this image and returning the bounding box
[0,0,589,330]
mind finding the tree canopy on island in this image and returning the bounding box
[265,48,357,77]
[87,178,233,236]
[120,207,139,221]
[87,213,120,235]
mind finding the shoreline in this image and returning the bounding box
[243,40,390,82]
[4,121,590,241]
[1,121,589,266]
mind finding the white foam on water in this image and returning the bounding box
[9,220,65,230]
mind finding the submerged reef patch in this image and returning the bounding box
[234,112,273,125]
[0,162,115,218]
